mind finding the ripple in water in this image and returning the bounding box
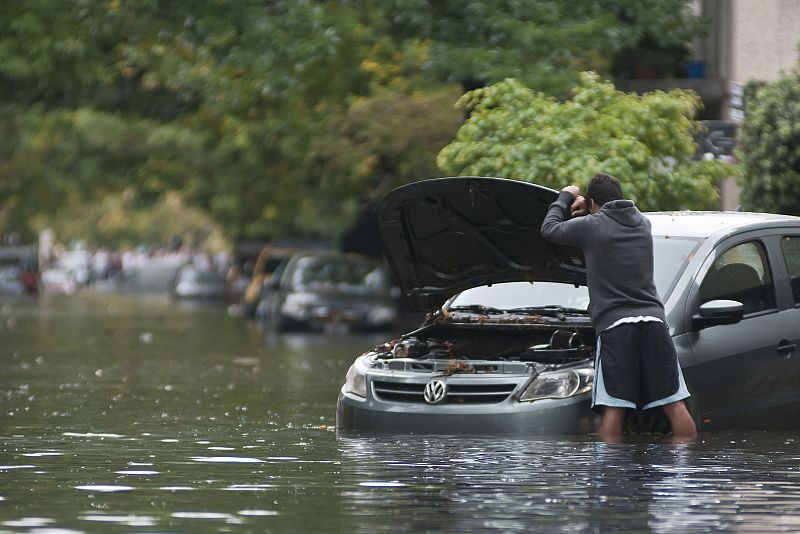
[190,456,264,463]
[223,484,276,492]
[0,465,36,470]
[359,481,407,488]
[2,518,55,528]
[74,485,135,493]
[172,511,243,524]
[80,514,156,527]
[239,510,279,516]
[62,432,124,438]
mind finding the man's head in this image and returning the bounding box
[586,173,623,212]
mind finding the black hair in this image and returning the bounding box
[586,173,623,208]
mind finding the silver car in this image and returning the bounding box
[259,252,398,332]
[336,177,800,434]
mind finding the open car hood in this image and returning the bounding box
[376,177,586,313]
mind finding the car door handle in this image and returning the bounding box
[776,341,797,354]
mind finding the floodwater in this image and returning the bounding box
[1,293,800,533]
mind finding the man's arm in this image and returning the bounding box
[541,186,589,247]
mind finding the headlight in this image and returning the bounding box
[343,357,368,398]
[520,367,594,402]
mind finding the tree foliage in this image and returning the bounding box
[365,0,703,93]
[1,0,373,244]
[437,73,730,210]
[737,69,800,215]
[0,1,707,246]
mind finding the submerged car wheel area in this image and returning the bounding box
[337,177,800,435]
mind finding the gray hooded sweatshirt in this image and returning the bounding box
[541,190,665,332]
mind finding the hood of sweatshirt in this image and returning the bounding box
[601,200,644,227]
[376,177,586,312]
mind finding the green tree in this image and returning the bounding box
[0,0,375,243]
[0,0,710,246]
[364,0,703,94]
[737,69,800,215]
[299,87,464,235]
[437,72,730,210]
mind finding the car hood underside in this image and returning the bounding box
[376,177,586,312]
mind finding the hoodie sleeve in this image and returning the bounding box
[540,190,589,247]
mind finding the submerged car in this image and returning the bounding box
[0,266,25,295]
[241,241,330,319]
[0,245,39,294]
[56,250,93,286]
[259,251,398,332]
[337,177,800,434]
[171,264,228,300]
[40,268,78,295]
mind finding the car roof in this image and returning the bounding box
[646,211,800,239]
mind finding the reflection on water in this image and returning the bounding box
[1,294,800,532]
[339,434,800,533]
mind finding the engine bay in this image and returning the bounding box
[370,323,597,366]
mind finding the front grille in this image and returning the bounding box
[372,380,517,404]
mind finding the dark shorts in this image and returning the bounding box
[592,321,687,413]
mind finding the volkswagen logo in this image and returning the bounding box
[423,379,448,404]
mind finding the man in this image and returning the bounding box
[541,173,697,441]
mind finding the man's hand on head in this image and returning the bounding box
[562,185,580,198]
[570,196,590,217]
[560,185,588,217]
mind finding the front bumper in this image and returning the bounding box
[336,388,597,435]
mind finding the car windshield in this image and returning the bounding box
[652,236,699,299]
[292,256,387,294]
[448,236,699,311]
[449,281,590,311]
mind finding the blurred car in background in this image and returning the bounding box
[258,251,398,332]
[56,250,93,286]
[225,241,267,304]
[116,259,181,294]
[0,245,39,294]
[0,266,25,295]
[240,240,331,318]
[171,263,228,300]
[40,268,78,295]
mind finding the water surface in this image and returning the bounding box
[1,294,799,532]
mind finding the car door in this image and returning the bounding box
[774,233,800,414]
[685,234,800,430]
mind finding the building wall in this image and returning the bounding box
[729,0,800,83]
[716,0,799,210]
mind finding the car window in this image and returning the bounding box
[780,236,800,305]
[699,240,776,315]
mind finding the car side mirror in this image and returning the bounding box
[692,299,744,330]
